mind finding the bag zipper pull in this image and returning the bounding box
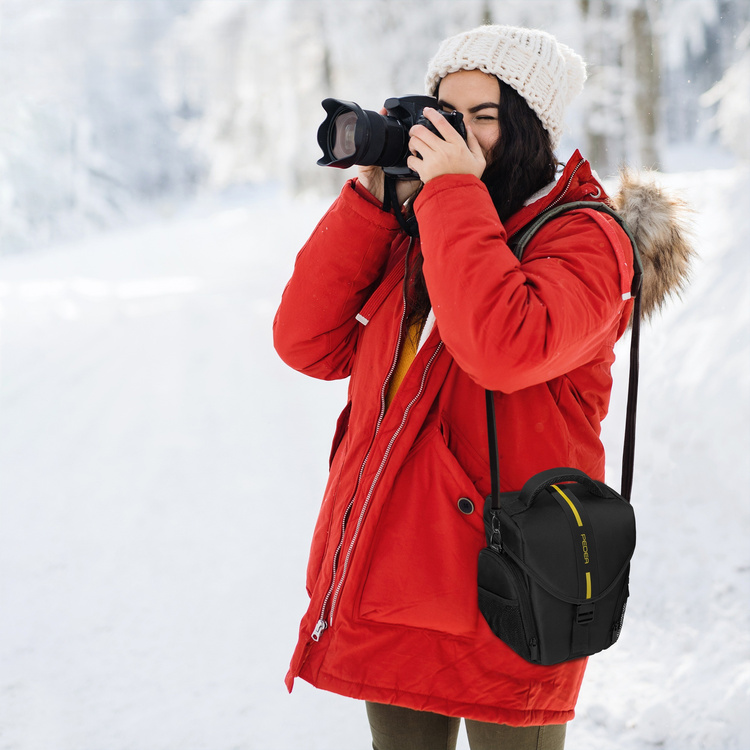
[311,619,328,642]
[529,637,539,660]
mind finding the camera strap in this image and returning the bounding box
[382,175,419,237]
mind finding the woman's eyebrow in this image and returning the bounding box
[437,99,500,113]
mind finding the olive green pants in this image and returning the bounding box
[366,702,566,750]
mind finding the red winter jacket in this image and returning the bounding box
[273,151,635,726]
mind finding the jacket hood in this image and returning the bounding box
[509,152,696,322]
[610,169,696,321]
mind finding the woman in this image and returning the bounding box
[274,24,690,750]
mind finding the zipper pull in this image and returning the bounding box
[529,637,539,660]
[311,619,328,642]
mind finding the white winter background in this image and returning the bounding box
[1,1,749,749]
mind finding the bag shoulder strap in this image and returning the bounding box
[487,201,643,508]
[510,200,641,274]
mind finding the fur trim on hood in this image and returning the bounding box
[610,169,696,320]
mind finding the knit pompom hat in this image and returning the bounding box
[424,25,587,149]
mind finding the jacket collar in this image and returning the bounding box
[503,150,609,237]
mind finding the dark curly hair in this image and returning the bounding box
[405,78,557,326]
[480,80,558,223]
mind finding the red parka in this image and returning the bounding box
[273,152,635,726]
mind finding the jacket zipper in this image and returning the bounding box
[546,158,585,211]
[325,339,443,631]
[311,283,444,641]
[311,295,409,642]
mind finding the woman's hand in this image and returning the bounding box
[357,108,421,206]
[358,165,422,207]
[406,107,486,183]
[356,164,387,203]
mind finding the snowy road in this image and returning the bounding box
[1,171,748,749]
[0,192,361,749]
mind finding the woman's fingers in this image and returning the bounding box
[407,107,486,182]
[422,107,464,141]
[408,109,454,152]
[464,124,485,160]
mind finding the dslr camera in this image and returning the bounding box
[316,95,467,180]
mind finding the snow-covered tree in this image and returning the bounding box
[701,23,750,160]
[660,0,748,154]
[578,0,628,174]
[0,0,199,253]
[1,0,748,252]
[626,0,662,170]
[158,0,574,194]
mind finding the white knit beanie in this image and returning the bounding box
[424,25,587,149]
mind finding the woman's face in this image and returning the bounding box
[436,69,502,161]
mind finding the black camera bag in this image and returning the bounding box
[477,202,642,665]
[478,467,636,664]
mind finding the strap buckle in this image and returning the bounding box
[576,603,595,625]
[490,511,503,551]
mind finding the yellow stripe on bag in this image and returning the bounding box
[553,484,593,599]
[551,485,583,527]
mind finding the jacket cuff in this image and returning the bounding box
[414,173,489,210]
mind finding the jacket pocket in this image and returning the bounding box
[358,426,486,636]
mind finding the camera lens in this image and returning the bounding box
[317,98,408,170]
[332,111,358,160]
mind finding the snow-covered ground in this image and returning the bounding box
[0,165,748,750]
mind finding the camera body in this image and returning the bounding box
[317,95,467,180]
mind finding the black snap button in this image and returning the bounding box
[457,497,474,515]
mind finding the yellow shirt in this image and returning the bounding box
[385,319,426,409]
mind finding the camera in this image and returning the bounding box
[316,95,467,180]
